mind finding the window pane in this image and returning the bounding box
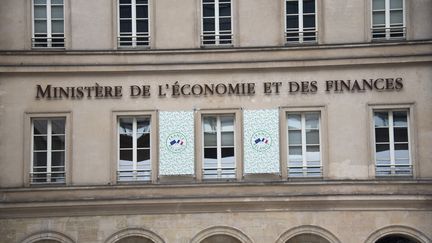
[390,10,403,24]
[35,0,46,4]
[373,12,385,25]
[204,148,217,167]
[374,112,388,127]
[390,0,403,9]
[120,149,133,162]
[375,128,389,142]
[306,129,319,144]
[51,6,63,18]
[286,15,299,29]
[120,0,131,4]
[394,127,408,142]
[288,114,301,129]
[52,151,65,166]
[221,132,234,146]
[219,18,231,31]
[394,144,409,158]
[221,116,234,131]
[137,133,150,148]
[120,20,132,33]
[305,113,319,129]
[219,3,231,17]
[373,0,385,9]
[303,15,315,28]
[34,6,47,18]
[136,0,148,4]
[393,111,407,126]
[289,145,302,161]
[120,134,133,148]
[136,20,148,32]
[204,132,217,146]
[51,20,63,33]
[136,5,148,18]
[51,118,65,134]
[137,118,150,133]
[288,130,302,144]
[203,3,215,17]
[51,0,63,4]
[286,0,299,14]
[120,5,132,18]
[33,152,47,166]
[203,117,217,132]
[376,144,390,159]
[137,149,150,162]
[306,145,320,161]
[34,120,48,134]
[35,20,47,33]
[119,118,133,133]
[303,0,315,13]
[203,18,215,31]
[221,147,235,164]
[34,136,47,150]
[52,135,65,150]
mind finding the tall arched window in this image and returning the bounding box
[375,234,421,243]
[285,233,330,243]
[201,234,241,243]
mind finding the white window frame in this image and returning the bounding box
[202,114,236,179]
[373,109,412,176]
[371,0,406,40]
[117,116,152,182]
[286,112,322,177]
[31,0,65,48]
[30,117,67,184]
[285,0,317,44]
[201,0,233,46]
[117,0,150,48]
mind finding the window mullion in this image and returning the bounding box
[132,0,137,47]
[301,114,307,175]
[47,119,52,182]
[388,111,396,174]
[215,0,220,44]
[47,0,52,47]
[132,117,138,176]
[298,0,303,42]
[216,116,222,177]
[385,0,390,39]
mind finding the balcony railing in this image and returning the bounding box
[285,29,317,44]
[32,36,65,48]
[117,169,151,182]
[372,26,406,40]
[376,164,412,176]
[201,33,233,46]
[117,35,150,48]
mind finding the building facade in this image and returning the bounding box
[0,0,432,243]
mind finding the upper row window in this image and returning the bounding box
[30,0,406,48]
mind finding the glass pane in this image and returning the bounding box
[52,135,65,150]
[120,134,133,148]
[35,20,47,33]
[395,159,409,165]
[390,10,403,24]
[305,113,319,129]
[51,118,65,134]
[306,129,319,144]
[51,20,63,33]
[136,5,148,18]
[204,132,217,146]
[287,114,301,129]
[136,0,148,4]
[288,130,301,144]
[303,0,315,13]
[289,145,302,161]
[120,20,132,33]
[34,0,46,4]
[137,149,150,162]
[219,3,231,16]
[119,149,133,162]
[204,148,217,168]
[52,151,65,166]
[306,145,320,161]
[375,128,389,142]
[34,136,47,150]
[120,0,131,3]
[373,0,385,9]
[203,3,215,17]
[136,20,148,32]
[137,118,150,133]
[120,5,131,18]
[374,112,388,127]
[219,18,231,31]
[51,6,63,18]
[390,0,403,9]
[303,15,315,28]
[203,117,217,132]
[221,148,235,165]
[33,152,47,167]
[119,118,133,133]
[373,12,385,25]
[376,144,390,159]
[395,144,409,158]
[286,15,299,29]
[51,0,63,4]
[137,133,150,148]
[34,120,47,134]
[394,127,408,142]
[221,116,234,131]
[221,132,234,146]
[286,0,299,14]
[34,6,46,18]
[393,111,407,126]
[203,18,215,31]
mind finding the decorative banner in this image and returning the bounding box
[243,109,280,174]
[159,111,195,175]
